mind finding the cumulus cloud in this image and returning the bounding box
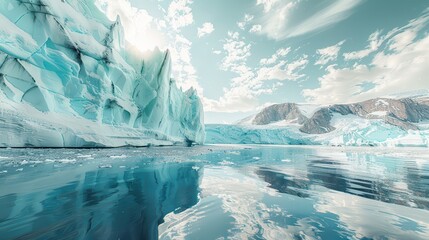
[168,34,202,93]
[256,55,308,81]
[220,32,252,72]
[197,22,214,38]
[303,10,429,104]
[204,32,261,112]
[167,0,194,31]
[256,0,362,40]
[237,14,254,30]
[259,47,291,65]
[205,33,307,112]
[249,25,262,33]
[315,40,345,66]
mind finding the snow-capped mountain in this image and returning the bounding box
[0,0,204,147]
[206,97,429,147]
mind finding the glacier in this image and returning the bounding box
[0,0,204,147]
[205,124,316,145]
[206,120,429,147]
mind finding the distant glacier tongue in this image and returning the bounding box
[0,0,204,147]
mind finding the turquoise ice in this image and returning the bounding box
[0,0,204,147]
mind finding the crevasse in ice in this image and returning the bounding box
[0,0,204,147]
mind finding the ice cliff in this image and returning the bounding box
[206,96,429,147]
[0,0,204,147]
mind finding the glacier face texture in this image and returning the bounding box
[0,0,204,147]
[206,97,429,147]
[205,124,316,145]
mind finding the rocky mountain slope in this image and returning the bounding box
[300,98,429,134]
[206,96,429,147]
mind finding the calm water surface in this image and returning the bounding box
[0,145,428,240]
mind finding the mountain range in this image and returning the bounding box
[206,94,429,147]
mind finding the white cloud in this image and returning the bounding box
[213,50,221,55]
[256,0,281,13]
[257,0,362,40]
[303,10,429,104]
[344,30,384,60]
[164,0,203,93]
[205,34,306,112]
[257,0,297,40]
[167,0,194,31]
[249,25,262,33]
[169,34,202,93]
[344,10,429,60]
[197,22,214,38]
[259,47,291,65]
[387,12,429,52]
[315,40,345,66]
[256,55,308,81]
[204,32,262,112]
[220,32,252,73]
[237,14,255,30]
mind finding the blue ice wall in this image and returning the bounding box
[0,0,204,147]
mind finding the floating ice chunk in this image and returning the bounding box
[219,160,234,165]
[192,166,200,171]
[99,164,112,168]
[58,159,77,164]
[228,151,241,155]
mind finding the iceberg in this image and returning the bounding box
[0,0,204,147]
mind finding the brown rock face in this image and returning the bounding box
[299,108,335,134]
[252,103,308,125]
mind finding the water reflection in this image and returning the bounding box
[186,146,429,239]
[0,158,202,240]
[244,149,429,210]
[1,146,429,240]
[256,167,310,198]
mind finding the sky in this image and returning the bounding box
[95,0,429,123]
